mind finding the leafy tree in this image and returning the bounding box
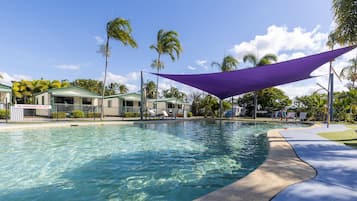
[332,0,357,45]
[188,92,203,116]
[150,29,182,113]
[13,79,71,104]
[211,55,239,72]
[196,95,231,117]
[145,80,157,99]
[100,17,137,120]
[163,87,186,99]
[212,55,239,116]
[119,84,128,94]
[340,58,357,88]
[72,79,103,95]
[295,93,327,121]
[243,53,278,118]
[237,87,290,117]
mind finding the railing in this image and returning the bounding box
[52,103,101,114]
[122,106,140,113]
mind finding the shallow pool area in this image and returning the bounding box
[0,120,307,201]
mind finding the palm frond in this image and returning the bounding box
[243,54,257,66]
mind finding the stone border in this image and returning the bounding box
[0,121,134,132]
[195,127,317,201]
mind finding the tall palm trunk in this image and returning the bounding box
[101,36,110,120]
[155,54,161,116]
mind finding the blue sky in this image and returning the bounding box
[0,0,354,97]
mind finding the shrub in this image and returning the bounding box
[51,112,66,119]
[87,112,100,118]
[0,109,10,119]
[124,112,140,118]
[188,112,193,117]
[72,110,84,118]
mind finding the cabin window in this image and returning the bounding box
[167,103,174,109]
[42,96,45,105]
[36,98,39,104]
[54,97,74,104]
[108,100,112,108]
[82,98,92,105]
[123,101,133,107]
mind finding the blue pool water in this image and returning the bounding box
[0,120,307,201]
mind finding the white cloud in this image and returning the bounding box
[231,25,328,60]
[99,71,141,92]
[187,65,196,70]
[0,72,32,83]
[127,72,140,81]
[195,59,208,70]
[55,64,80,70]
[94,36,104,45]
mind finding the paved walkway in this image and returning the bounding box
[273,124,357,201]
[195,129,315,201]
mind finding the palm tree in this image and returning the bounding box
[340,58,357,88]
[211,55,239,118]
[211,55,239,72]
[119,84,128,94]
[100,17,137,120]
[243,53,277,119]
[150,29,182,115]
[332,0,357,45]
[145,80,157,99]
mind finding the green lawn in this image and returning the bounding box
[319,125,357,148]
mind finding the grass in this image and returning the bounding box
[319,124,357,148]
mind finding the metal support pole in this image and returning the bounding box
[231,96,234,120]
[330,73,334,122]
[5,97,8,123]
[140,70,144,121]
[219,99,222,119]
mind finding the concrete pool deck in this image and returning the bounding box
[273,124,357,201]
[196,126,317,201]
[197,124,357,201]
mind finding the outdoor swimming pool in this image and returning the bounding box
[0,120,306,201]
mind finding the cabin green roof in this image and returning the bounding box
[148,97,186,104]
[0,83,11,92]
[36,86,101,98]
[105,93,141,102]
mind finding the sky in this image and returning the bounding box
[0,0,356,98]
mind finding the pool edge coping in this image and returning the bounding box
[195,124,319,201]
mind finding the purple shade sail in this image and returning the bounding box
[153,46,356,99]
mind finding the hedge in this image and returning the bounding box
[72,110,84,118]
[0,109,10,119]
[51,112,66,119]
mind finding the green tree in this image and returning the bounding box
[340,58,357,88]
[243,53,278,119]
[198,95,231,117]
[101,17,137,120]
[119,84,128,94]
[150,29,182,114]
[163,87,186,99]
[211,55,239,72]
[145,80,157,99]
[332,0,357,45]
[237,87,290,117]
[72,79,103,95]
[295,93,327,121]
[211,55,239,117]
